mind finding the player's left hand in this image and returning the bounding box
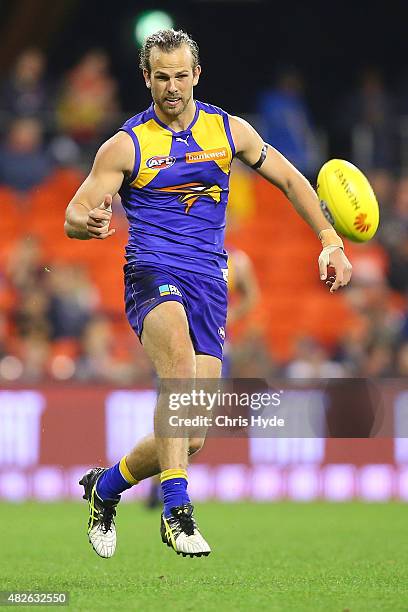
[318,246,352,293]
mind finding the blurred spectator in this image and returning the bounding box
[0,117,53,191]
[387,236,408,294]
[48,134,81,167]
[346,240,389,286]
[17,329,50,382]
[381,177,408,294]
[368,169,396,207]
[345,281,403,346]
[336,276,403,378]
[256,67,320,177]
[335,67,397,169]
[0,48,54,121]
[227,248,259,326]
[334,323,369,375]
[128,343,155,385]
[13,286,50,339]
[396,342,408,376]
[76,314,134,383]
[0,313,8,358]
[230,329,278,379]
[393,175,408,221]
[6,236,46,293]
[47,264,99,339]
[286,336,345,378]
[360,341,394,377]
[369,169,400,250]
[56,49,119,146]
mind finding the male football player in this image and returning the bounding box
[65,29,352,559]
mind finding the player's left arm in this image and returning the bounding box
[229,116,352,292]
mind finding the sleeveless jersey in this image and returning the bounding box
[118,100,235,279]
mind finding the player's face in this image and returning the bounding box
[144,45,201,118]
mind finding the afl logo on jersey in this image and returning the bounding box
[146,155,176,170]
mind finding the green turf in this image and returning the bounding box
[1,501,407,611]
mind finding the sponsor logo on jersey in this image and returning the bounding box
[218,326,226,340]
[186,147,228,164]
[353,212,371,233]
[159,284,182,297]
[221,268,229,282]
[146,155,176,170]
[154,182,222,213]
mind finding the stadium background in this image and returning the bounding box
[1,0,408,505]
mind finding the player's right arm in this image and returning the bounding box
[228,115,352,292]
[64,131,134,240]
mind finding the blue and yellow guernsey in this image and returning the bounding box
[118,100,236,280]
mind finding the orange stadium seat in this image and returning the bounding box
[0,187,21,235]
[0,285,16,312]
[0,190,26,263]
[45,167,84,195]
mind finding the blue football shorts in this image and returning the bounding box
[124,263,228,361]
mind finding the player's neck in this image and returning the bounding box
[154,99,196,132]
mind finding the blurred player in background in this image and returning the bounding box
[64,29,352,559]
[226,248,259,325]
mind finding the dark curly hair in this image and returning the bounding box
[139,29,200,74]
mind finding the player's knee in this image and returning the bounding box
[153,343,196,378]
[168,344,196,378]
[188,437,205,456]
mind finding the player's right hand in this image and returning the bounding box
[87,194,116,240]
[318,245,352,293]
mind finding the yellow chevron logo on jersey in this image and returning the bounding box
[155,182,222,213]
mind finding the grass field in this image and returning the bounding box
[1,501,408,611]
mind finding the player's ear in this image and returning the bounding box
[192,65,201,86]
[143,68,151,89]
